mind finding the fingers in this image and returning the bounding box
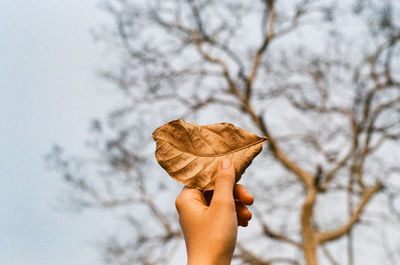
[234,184,254,206]
[234,185,254,227]
[235,201,252,227]
[204,184,255,207]
[211,159,254,226]
[183,159,254,228]
[175,186,206,214]
[211,159,236,207]
[205,187,254,227]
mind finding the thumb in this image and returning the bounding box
[211,159,236,206]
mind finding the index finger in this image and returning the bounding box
[234,184,254,205]
[175,186,207,213]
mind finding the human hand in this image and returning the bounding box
[175,159,254,265]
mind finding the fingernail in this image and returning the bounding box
[221,159,231,169]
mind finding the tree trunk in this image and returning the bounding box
[302,187,318,265]
[304,241,318,265]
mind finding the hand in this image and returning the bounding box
[175,159,254,265]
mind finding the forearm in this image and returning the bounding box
[188,256,231,265]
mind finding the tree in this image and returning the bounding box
[46,0,400,264]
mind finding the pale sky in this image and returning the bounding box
[0,1,117,264]
[1,1,399,265]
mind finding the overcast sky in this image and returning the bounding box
[1,1,399,265]
[0,1,118,264]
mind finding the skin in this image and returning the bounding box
[175,159,254,265]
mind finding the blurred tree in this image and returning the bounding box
[46,0,400,264]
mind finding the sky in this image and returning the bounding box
[1,1,399,265]
[0,1,118,264]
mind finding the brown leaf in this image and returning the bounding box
[152,119,267,190]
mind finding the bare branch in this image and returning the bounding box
[246,0,276,100]
[236,243,271,265]
[321,244,340,265]
[253,207,302,248]
[317,182,383,243]
[236,243,302,265]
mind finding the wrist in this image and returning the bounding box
[187,255,231,265]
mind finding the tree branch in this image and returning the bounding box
[321,244,340,265]
[236,243,271,265]
[236,243,301,265]
[253,207,302,248]
[246,0,276,100]
[317,182,383,243]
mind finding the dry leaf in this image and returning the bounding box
[152,119,268,190]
